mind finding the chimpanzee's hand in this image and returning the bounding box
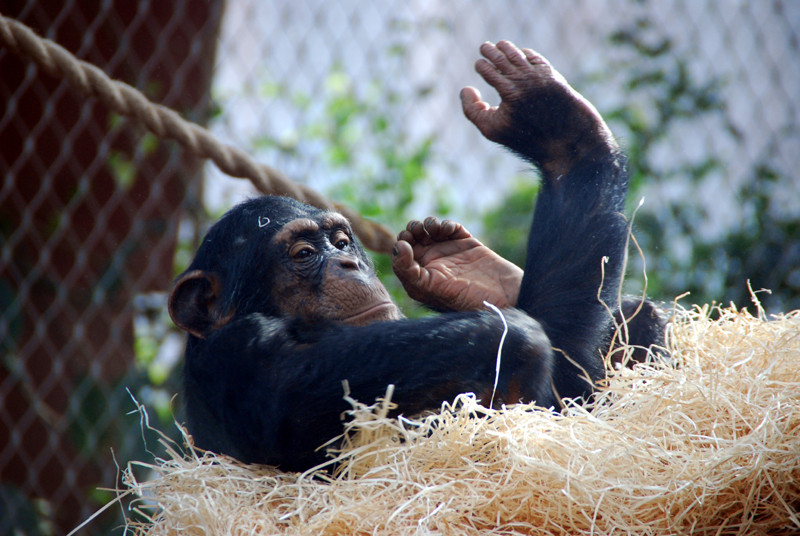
[461,40,618,179]
[392,217,523,311]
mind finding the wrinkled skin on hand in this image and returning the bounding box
[392,216,523,311]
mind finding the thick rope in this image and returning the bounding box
[0,14,396,253]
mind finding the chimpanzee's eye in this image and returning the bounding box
[290,241,316,260]
[332,231,350,250]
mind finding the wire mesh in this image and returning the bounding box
[0,1,797,534]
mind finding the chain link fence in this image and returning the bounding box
[1,1,797,534]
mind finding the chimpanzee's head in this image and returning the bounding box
[168,196,401,338]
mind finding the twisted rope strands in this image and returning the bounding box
[0,14,396,253]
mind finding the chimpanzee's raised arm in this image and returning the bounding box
[397,41,631,397]
[466,42,629,396]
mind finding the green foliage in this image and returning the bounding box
[480,178,538,268]
[107,117,159,190]
[658,162,800,312]
[108,151,137,189]
[605,16,798,313]
[255,65,444,226]
[603,19,728,198]
[132,294,183,423]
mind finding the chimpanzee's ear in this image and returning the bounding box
[168,270,233,338]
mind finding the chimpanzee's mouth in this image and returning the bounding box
[342,302,401,326]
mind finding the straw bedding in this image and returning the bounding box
[124,305,800,535]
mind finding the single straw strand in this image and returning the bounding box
[483,301,509,408]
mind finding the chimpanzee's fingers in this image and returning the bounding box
[422,216,440,235]
[405,220,432,245]
[475,58,509,92]
[442,219,472,239]
[480,41,517,75]
[521,47,546,66]
[391,239,417,271]
[461,86,493,127]
[495,40,529,68]
[397,229,415,245]
[423,217,472,241]
[392,239,426,291]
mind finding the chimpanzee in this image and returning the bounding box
[168,41,666,471]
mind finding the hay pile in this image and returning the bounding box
[124,305,800,535]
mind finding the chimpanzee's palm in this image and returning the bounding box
[392,217,523,311]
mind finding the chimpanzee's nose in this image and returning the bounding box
[336,256,361,271]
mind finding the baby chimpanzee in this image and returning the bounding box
[169,41,666,471]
